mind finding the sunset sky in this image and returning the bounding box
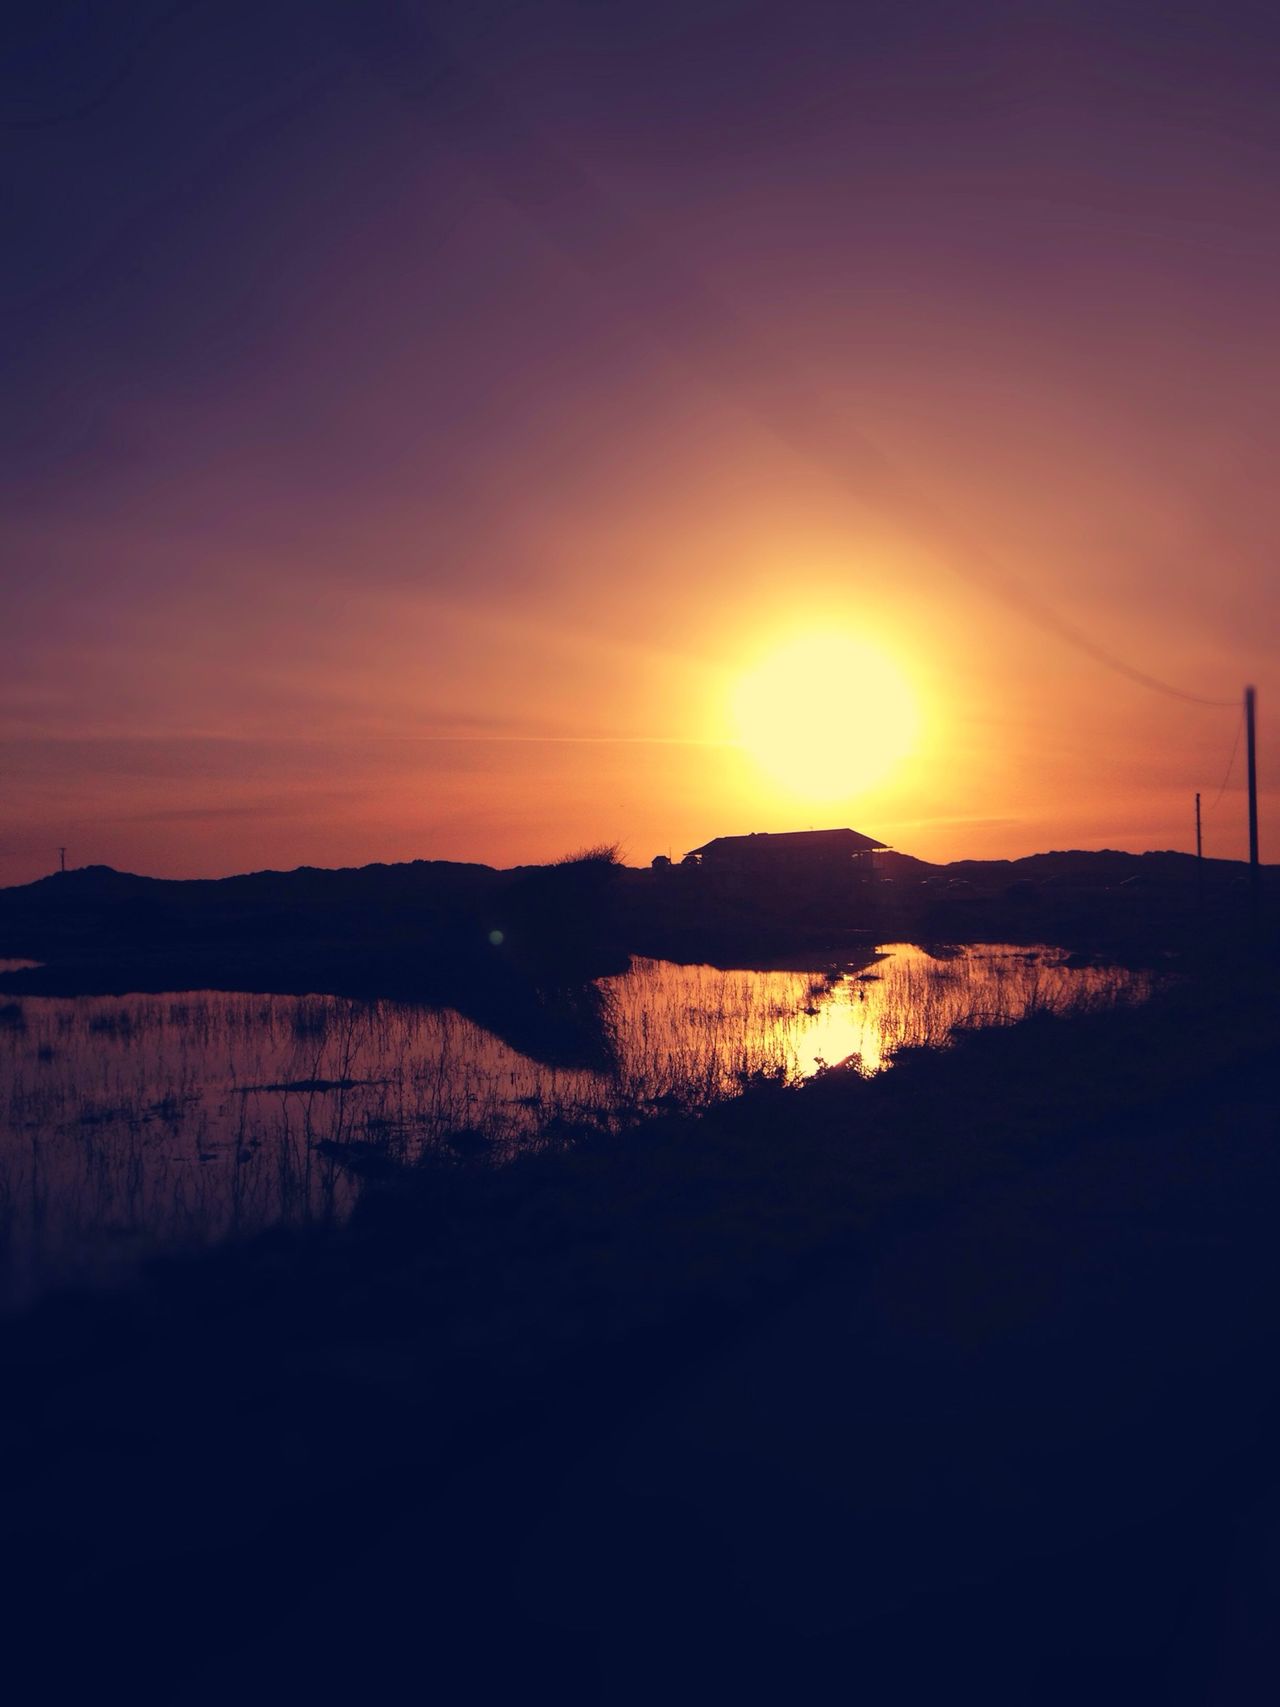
[3,0,1276,885]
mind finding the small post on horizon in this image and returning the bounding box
[58,846,66,875]
[1245,685,1259,908]
[1195,792,1203,911]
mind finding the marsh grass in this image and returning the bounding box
[0,943,1152,1305]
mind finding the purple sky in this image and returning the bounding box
[3,1,1276,881]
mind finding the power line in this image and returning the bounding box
[8,5,1248,717]
[923,551,1238,708]
[1203,708,1245,814]
[351,15,1239,712]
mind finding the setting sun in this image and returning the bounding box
[729,631,921,803]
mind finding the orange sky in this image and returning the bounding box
[2,2,1275,885]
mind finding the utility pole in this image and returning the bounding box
[58,846,66,875]
[1245,685,1259,905]
[1195,792,1203,910]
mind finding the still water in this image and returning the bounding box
[0,945,1149,1305]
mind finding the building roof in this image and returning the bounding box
[685,828,888,858]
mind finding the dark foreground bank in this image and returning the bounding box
[1,944,1278,1704]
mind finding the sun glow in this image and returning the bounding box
[730,631,921,802]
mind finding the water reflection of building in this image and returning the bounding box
[681,828,888,876]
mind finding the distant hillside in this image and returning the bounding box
[0,846,1271,1003]
[3,845,1263,910]
[0,854,635,1067]
[10,858,499,902]
[942,848,1257,888]
[0,859,507,964]
[844,847,1262,888]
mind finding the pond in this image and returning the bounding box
[0,944,1151,1306]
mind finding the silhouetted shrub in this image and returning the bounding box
[553,842,623,869]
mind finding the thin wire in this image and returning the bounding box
[1204,710,1245,813]
[350,17,1239,711]
[5,6,1247,715]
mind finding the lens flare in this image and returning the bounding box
[730,631,920,802]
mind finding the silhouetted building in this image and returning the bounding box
[684,828,888,875]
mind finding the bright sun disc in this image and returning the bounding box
[730,632,920,802]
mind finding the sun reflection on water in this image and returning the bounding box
[603,944,1151,1090]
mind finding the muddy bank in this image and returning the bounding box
[0,951,1277,1699]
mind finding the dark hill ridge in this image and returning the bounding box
[878,847,1257,883]
[0,846,1272,1007]
[951,848,1252,881]
[0,858,511,980]
[0,855,632,1070]
[3,845,1263,909]
[12,857,499,901]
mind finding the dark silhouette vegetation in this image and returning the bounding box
[1,842,1271,997]
[1,844,1278,1700]
[0,935,1277,1701]
[0,842,1272,1071]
